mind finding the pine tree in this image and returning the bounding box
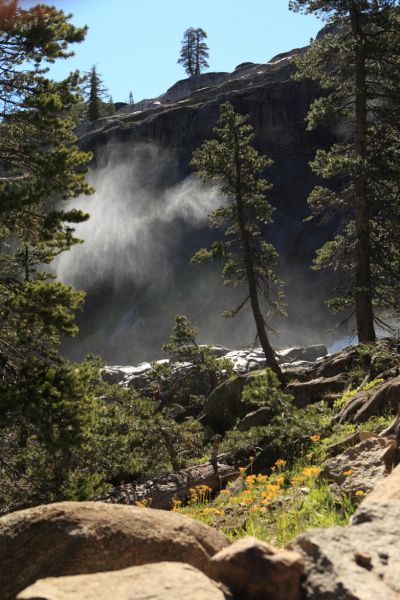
[178,27,209,77]
[86,64,105,121]
[191,102,286,386]
[129,90,134,104]
[289,0,400,340]
[193,28,209,75]
[0,1,110,507]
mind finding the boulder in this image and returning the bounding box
[0,501,230,600]
[237,407,271,432]
[361,461,400,503]
[338,377,400,423]
[210,536,304,600]
[199,375,247,432]
[286,374,348,408]
[314,346,361,378]
[277,345,327,363]
[321,437,398,498]
[290,464,400,599]
[17,562,228,600]
[290,510,400,599]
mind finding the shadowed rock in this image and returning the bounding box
[0,501,230,600]
[17,562,228,600]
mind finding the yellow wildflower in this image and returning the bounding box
[355,490,365,496]
[302,466,321,477]
[309,435,321,442]
[343,469,353,477]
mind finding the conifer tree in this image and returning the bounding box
[178,27,209,77]
[193,27,209,75]
[0,1,106,506]
[289,0,400,340]
[87,64,105,121]
[191,102,286,386]
[129,90,134,104]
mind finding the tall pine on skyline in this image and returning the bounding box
[178,27,209,77]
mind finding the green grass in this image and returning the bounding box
[174,413,394,547]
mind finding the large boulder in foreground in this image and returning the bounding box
[290,463,400,599]
[0,501,230,600]
[17,562,228,600]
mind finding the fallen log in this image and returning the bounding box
[98,462,239,510]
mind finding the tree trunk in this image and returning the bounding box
[233,134,286,387]
[350,5,376,343]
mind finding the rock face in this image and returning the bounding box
[0,501,229,600]
[102,344,328,389]
[17,562,228,600]
[322,436,399,498]
[338,377,400,423]
[63,36,338,365]
[210,536,304,600]
[286,374,348,408]
[290,463,400,600]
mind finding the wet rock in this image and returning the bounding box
[0,501,229,600]
[210,536,304,600]
[17,562,228,600]
[277,344,327,363]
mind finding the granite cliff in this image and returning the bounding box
[63,38,341,364]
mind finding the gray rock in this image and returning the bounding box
[0,501,230,600]
[210,536,304,600]
[290,464,400,599]
[290,513,400,599]
[277,345,328,363]
[322,437,398,498]
[286,374,348,408]
[237,407,271,432]
[17,562,228,600]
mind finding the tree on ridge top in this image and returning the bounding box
[178,27,209,77]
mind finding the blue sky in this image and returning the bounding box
[22,0,322,103]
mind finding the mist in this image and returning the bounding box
[56,142,340,365]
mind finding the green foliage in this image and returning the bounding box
[149,315,233,417]
[221,373,333,462]
[333,377,384,409]
[84,64,112,121]
[191,102,285,382]
[178,27,209,76]
[291,1,400,338]
[0,356,107,511]
[0,2,94,369]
